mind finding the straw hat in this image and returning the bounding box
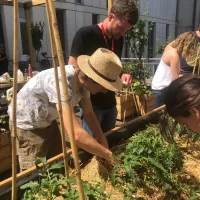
[77,48,122,92]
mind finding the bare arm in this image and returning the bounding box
[68,56,77,65]
[60,104,112,160]
[169,53,180,80]
[80,96,109,149]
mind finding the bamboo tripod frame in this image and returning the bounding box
[0,0,115,199]
[1,0,86,199]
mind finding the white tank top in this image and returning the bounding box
[151,59,172,90]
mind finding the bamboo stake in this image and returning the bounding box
[0,0,23,7]
[24,0,55,8]
[25,7,35,70]
[45,0,69,178]
[46,0,85,199]
[11,0,19,199]
[108,0,113,14]
[105,105,165,137]
[0,105,165,188]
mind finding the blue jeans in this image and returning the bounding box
[80,106,117,136]
[153,88,167,108]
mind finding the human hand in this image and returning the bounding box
[121,73,132,87]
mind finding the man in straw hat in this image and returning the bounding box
[68,0,138,136]
[8,48,122,171]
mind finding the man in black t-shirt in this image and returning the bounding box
[0,43,8,75]
[68,0,138,142]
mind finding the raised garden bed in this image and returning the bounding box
[2,107,200,199]
[16,119,200,200]
[0,130,12,174]
[115,92,156,121]
[0,114,11,174]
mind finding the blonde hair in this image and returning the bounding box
[172,32,198,63]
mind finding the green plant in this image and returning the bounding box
[0,114,8,124]
[31,21,44,61]
[124,8,154,94]
[132,81,152,96]
[0,114,9,130]
[110,124,200,199]
[123,60,151,81]
[20,157,110,200]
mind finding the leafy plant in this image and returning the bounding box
[132,81,152,96]
[123,60,151,82]
[110,124,200,199]
[124,8,154,95]
[0,114,9,130]
[20,157,110,199]
[0,114,8,124]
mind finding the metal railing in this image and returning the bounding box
[121,57,160,76]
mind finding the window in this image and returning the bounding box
[19,8,29,54]
[92,14,99,25]
[148,22,156,58]
[75,0,83,4]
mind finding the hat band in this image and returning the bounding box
[88,60,116,83]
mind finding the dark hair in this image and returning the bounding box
[110,0,139,25]
[160,75,200,142]
[165,75,200,118]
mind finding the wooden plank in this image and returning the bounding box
[0,132,10,147]
[0,144,11,160]
[0,156,12,173]
[117,108,135,120]
[0,81,27,89]
[146,105,156,113]
[116,93,134,105]
[116,101,135,113]
[24,0,56,9]
[0,0,24,8]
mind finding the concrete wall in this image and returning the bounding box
[140,0,177,57]
[30,1,107,62]
[176,0,200,35]
[0,0,107,68]
[2,0,199,64]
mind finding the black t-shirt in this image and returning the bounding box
[70,24,124,109]
[0,52,8,76]
[180,32,200,74]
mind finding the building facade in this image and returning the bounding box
[0,0,199,71]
